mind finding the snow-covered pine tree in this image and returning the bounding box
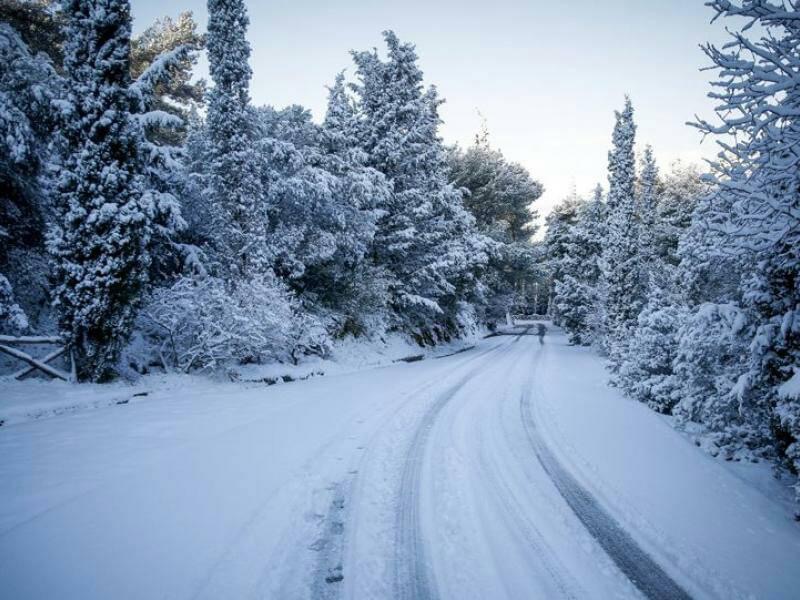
[618,283,687,413]
[351,31,490,339]
[544,184,607,344]
[448,126,543,324]
[554,275,595,345]
[205,0,266,279]
[50,0,162,381]
[637,145,660,274]
[616,159,705,412]
[0,21,61,331]
[543,193,582,326]
[130,12,204,147]
[601,97,644,368]
[448,129,542,243]
[655,161,703,269]
[268,73,392,336]
[672,302,760,458]
[692,0,800,499]
[564,185,607,344]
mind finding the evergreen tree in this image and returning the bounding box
[554,275,595,345]
[448,126,543,323]
[253,77,390,336]
[637,144,660,274]
[351,31,490,338]
[672,302,761,458]
[545,185,607,343]
[130,12,205,146]
[655,161,703,269]
[0,273,28,334]
[206,0,266,279]
[618,284,686,413]
[601,97,644,367]
[313,73,392,334]
[0,21,61,330]
[691,0,800,496]
[542,193,582,325]
[50,0,161,381]
[449,130,542,243]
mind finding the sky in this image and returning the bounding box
[132,0,729,231]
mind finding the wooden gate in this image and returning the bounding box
[0,335,75,382]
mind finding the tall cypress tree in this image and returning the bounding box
[637,144,659,272]
[206,0,266,279]
[601,97,643,366]
[51,0,153,381]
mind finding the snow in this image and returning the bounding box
[779,369,800,401]
[531,327,800,599]
[1,326,798,599]
[0,331,481,427]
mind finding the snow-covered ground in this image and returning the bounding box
[0,331,480,427]
[1,326,798,599]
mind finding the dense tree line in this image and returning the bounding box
[544,1,800,505]
[0,0,542,379]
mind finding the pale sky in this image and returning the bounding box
[132,0,728,231]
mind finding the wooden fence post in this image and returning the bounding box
[0,336,72,382]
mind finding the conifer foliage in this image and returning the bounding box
[351,32,490,338]
[205,0,266,279]
[448,125,543,323]
[541,2,800,503]
[50,0,166,381]
[601,97,644,365]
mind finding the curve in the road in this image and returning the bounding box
[520,387,694,600]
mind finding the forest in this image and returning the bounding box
[1,0,799,513]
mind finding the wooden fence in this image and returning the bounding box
[0,335,75,382]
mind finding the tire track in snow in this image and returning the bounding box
[520,381,693,600]
[469,341,582,599]
[466,338,585,600]
[393,340,514,600]
[309,340,507,600]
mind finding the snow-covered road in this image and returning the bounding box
[1,326,799,599]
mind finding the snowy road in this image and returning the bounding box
[2,326,799,599]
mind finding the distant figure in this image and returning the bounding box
[537,323,546,344]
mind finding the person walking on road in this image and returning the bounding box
[537,322,546,344]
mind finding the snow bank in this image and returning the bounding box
[0,331,482,426]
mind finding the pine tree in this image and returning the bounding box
[295,72,391,335]
[655,161,703,269]
[448,126,543,323]
[449,130,542,243]
[692,0,800,498]
[601,97,644,367]
[206,0,266,279]
[637,145,659,274]
[554,275,595,345]
[130,12,205,147]
[351,31,490,338]
[544,184,607,344]
[0,21,61,330]
[618,284,686,413]
[50,0,157,381]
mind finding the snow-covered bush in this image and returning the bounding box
[0,273,28,333]
[672,303,770,458]
[778,373,800,501]
[139,274,312,372]
[617,286,686,413]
